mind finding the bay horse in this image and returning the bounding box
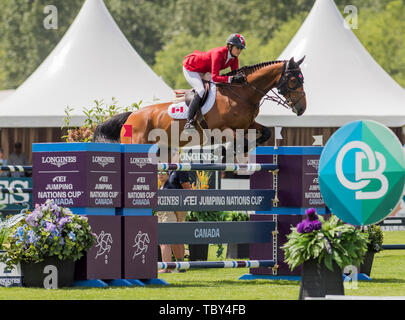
[93,56,306,157]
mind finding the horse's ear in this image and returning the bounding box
[286,57,294,70]
[296,56,306,66]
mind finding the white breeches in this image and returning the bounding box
[183,66,205,98]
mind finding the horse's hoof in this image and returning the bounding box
[184,123,197,131]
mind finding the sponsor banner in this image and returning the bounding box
[158,221,276,245]
[0,178,32,210]
[86,152,121,207]
[32,151,121,207]
[157,189,274,211]
[302,155,324,207]
[179,146,224,163]
[122,152,158,208]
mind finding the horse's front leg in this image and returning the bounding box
[247,121,272,147]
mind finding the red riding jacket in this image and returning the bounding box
[183,46,239,83]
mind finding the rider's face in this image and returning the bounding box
[231,46,242,57]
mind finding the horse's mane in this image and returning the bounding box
[223,60,285,77]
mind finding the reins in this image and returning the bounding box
[214,61,305,112]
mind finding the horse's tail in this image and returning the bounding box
[93,111,132,143]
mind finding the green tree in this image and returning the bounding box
[0,0,83,89]
[153,32,226,89]
[105,0,175,66]
[258,13,307,61]
[354,0,405,87]
[0,47,6,89]
[165,0,246,38]
[335,0,394,12]
[153,13,306,90]
[0,0,175,89]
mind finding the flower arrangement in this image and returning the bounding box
[282,208,368,272]
[0,200,96,270]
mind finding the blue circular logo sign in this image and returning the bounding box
[318,120,405,226]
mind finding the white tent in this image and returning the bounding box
[0,90,15,103]
[257,0,405,128]
[0,0,173,128]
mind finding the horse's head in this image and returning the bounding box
[277,56,306,116]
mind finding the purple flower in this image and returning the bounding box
[312,220,322,231]
[297,221,305,233]
[58,217,69,228]
[45,222,56,232]
[305,208,318,221]
[25,209,43,227]
[296,217,322,234]
[25,215,35,227]
[297,220,313,234]
[303,221,314,233]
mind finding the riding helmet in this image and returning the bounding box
[226,34,247,49]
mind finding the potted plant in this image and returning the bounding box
[282,208,368,300]
[359,225,384,277]
[0,200,96,288]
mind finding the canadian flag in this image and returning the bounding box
[171,106,184,114]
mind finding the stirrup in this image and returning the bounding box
[184,120,196,131]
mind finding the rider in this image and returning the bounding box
[182,33,247,130]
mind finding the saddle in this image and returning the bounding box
[174,72,211,105]
[174,80,211,107]
[170,73,214,129]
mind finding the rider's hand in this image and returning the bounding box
[231,73,246,83]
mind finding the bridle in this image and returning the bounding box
[274,61,306,110]
[218,60,306,113]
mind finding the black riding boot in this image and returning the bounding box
[184,94,202,130]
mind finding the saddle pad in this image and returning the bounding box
[168,82,216,119]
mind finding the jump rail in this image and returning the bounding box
[381,244,405,250]
[0,166,32,172]
[158,260,276,270]
[0,163,278,173]
[0,188,33,194]
[157,163,278,172]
